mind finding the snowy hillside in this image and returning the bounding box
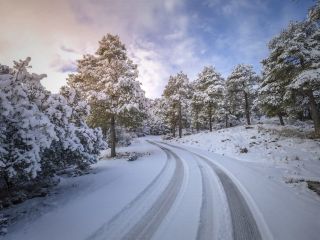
[168,122,320,195]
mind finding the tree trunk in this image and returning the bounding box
[103,127,108,138]
[3,173,11,195]
[110,114,116,157]
[178,103,182,138]
[244,91,251,125]
[278,113,285,126]
[208,105,213,132]
[307,90,320,136]
[225,114,229,128]
[196,112,200,132]
[172,123,176,137]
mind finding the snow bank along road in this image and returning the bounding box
[4,138,320,240]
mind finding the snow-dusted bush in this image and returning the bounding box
[0,59,56,186]
[115,128,132,147]
[0,58,107,190]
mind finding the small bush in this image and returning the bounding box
[240,147,248,153]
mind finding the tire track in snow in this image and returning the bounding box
[86,141,184,240]
[86,141,171,240]
[120,141,185,240]
[196,164,215,240]
[161,142,262,240]
[157,142,230,240]
[196,158,233,240]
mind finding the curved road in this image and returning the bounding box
[90,140,263,240]
[5,138,320,240]
[159,141,262,240]
[87,141,186,240]
[121,142,185,240]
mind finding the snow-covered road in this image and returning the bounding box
[158,140,320,240]
[2,137,320,240]
[159,141,262,240]
[87,142,185,240]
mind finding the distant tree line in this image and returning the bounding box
[146,2,320,137]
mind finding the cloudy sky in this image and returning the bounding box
[0,0,315,98]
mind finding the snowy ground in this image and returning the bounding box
[161,140,320,240]
[1,138,167,239]
[169,122,320,192]
[1,131,320,240]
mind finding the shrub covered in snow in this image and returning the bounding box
[0,58,107,195]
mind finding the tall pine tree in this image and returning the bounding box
[261,2,320,135]
[163,72,191,138]
[68,34,146,156]
[226,64,258,125]
[192,66,225,131]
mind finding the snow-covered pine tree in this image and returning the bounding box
[192,66,225,131]
[0,57,107,188]
[258,62,287,125]
[226,64,258,125]
[288,15,320,136]
[308,0,320,22]
[163,72,191,138]
[60,86,106,170]
[191,89,205,132]
[68,34,146,157]
[262,2,320,135]
[217,88,237,128]
[40,93,81,176]
[0,59,56,187]
[159,97,178,137]
[13,58,105,176]
[143,98,169,135]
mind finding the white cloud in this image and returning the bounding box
[1,0,311,97]
[129,41,171,98]
[50,55,77,73]
[0,0,193,96]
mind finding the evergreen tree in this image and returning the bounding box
[60,87,106,169]
[0,59,56,186]
[143,98,169,135]
[191,90,205,132]
[192,66,225,131]
[14,58,106,176]
[261,2,320,135]
[163,72,191,138]
[218,88,237,128]
[308,0,320,22]
[0,57,106,190]
[68,34,146,156]
[160,97,178,137]
[258,64,287,125]
[226,64,258,125]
